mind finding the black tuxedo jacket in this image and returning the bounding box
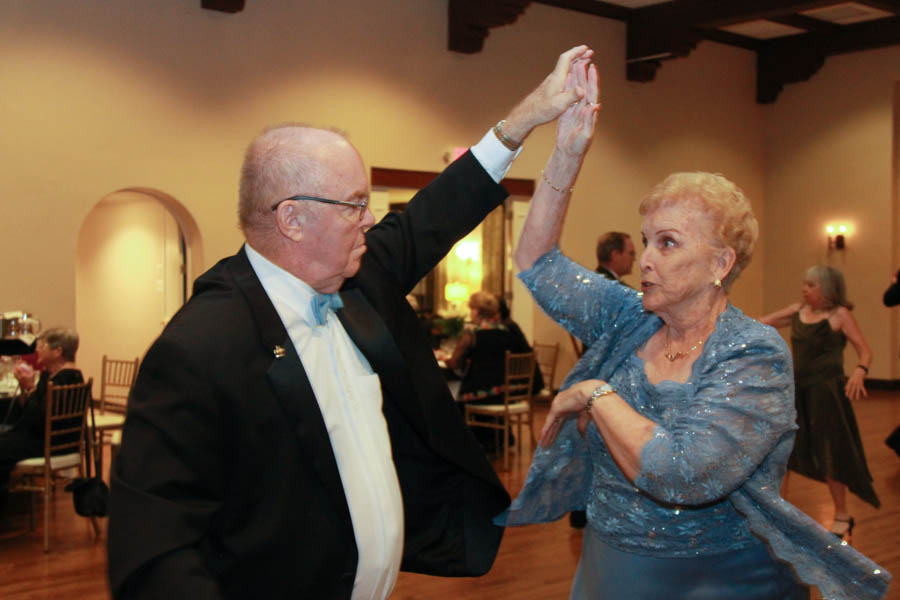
[595,265,617,281]
[108,152,510,600]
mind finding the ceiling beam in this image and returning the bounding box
[756,38,825,103]
[201,0,245,13]
[447,0,530,54]
[533,0,629,20]
[856,0,900,14]
[822,14,900,53]
[768,13,841,34]
[756,15,900,102]
[695,28,761,51]
[636,0,855,29]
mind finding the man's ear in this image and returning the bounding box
[274,203,304,242]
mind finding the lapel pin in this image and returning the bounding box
[273,345,286,358]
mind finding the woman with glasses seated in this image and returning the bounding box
[0,328,83,504]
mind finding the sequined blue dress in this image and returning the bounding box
[497,248,890,600]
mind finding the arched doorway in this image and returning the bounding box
[75,188,203,382]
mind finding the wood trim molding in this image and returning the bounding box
[447,0,530,54]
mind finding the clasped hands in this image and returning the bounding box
[13,361,35,398]
[503,45,601,143]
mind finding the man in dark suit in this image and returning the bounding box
[108,46,595,599]
[595,230,635,282]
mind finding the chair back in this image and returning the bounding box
[99,355,139,413]
[532,342,559,392]
[504,351,535,407]
[44,379,93,459]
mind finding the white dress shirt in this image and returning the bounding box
[244,128,517,599]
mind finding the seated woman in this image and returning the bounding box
[498,55,890,599]
[446,291,539,404]
[0,327,83,494]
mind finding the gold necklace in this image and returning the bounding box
[663,335,706,362]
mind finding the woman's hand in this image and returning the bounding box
[540,379,609,447]
[845,368,868,401]
[555,59,600,158]
[13,361,35,393]
[504,45,594,140]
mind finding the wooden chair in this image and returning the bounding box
[92,355,139,466]
[96,355,139,414]
[464,351,535,471]
[569,333,584,359]
[532,341,560,401]
[9,379,99,552]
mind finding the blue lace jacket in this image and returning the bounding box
[497,248,890,600]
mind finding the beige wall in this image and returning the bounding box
[0,0,896,385]
[764,46,900,379]
[76,191,185,383]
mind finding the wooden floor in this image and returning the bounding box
[1,390,898,599]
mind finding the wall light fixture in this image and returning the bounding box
[826,224,847,250]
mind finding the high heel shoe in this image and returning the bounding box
[829,516,854,540]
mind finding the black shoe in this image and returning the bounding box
[569,510,586,528]
[886,425,900,457]
[829,516,854,540]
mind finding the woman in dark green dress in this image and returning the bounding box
[760,265,878,538]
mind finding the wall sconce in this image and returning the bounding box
[826,224,847,250]
[444,282,470,304]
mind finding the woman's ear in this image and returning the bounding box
[714,246,737,282]
[274,202,305,242]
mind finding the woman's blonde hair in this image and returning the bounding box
[639,172,758,291]
[468,291,499,321]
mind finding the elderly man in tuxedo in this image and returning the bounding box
[108,46,595,599]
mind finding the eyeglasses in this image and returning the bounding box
[271,194,369,221]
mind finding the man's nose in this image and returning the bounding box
[361,207,376,228]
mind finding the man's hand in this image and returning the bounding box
[501,45,594,144]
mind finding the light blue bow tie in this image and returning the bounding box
[311,292,343,326]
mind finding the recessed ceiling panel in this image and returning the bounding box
[719,20,806,40]
[801,2,894,24]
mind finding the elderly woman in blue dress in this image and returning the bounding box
[498,57,890,599]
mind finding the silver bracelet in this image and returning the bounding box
[493,119,521,151]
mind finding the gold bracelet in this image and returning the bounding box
[493,119,521,151]
[541,169,574,194]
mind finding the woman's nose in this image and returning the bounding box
[639,248,652,272]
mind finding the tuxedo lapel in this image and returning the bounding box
[335,288,431,434]
[336,288,405,378]
[226,248,351,519]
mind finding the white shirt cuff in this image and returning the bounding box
[470,128,522,184]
